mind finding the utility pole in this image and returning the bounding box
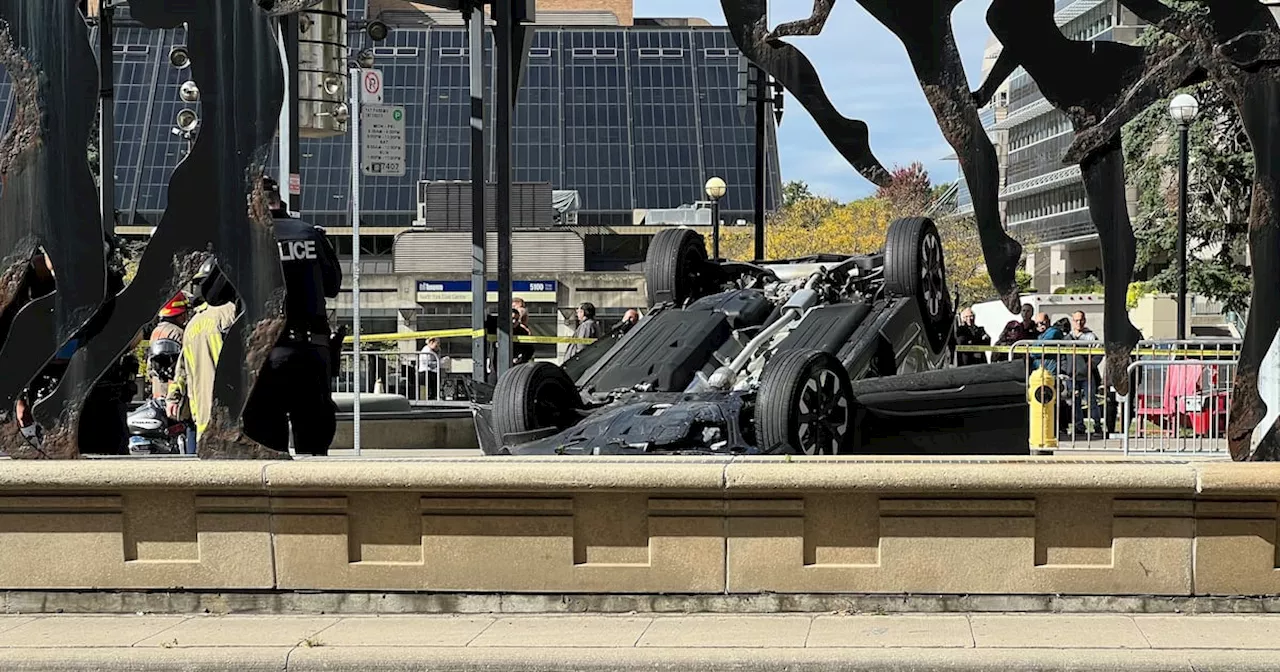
[466,0,486,383]
[495,0,514,376]
[738,58,783,262]
[348,64,362,454]
[752,64,766,262]
[99,0,116,233]
[282,14,302,215]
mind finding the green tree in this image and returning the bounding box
[780,180,816,209]
[1120,15,1252,313]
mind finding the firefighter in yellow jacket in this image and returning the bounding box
[166,258,238,440]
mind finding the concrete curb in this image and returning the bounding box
[5,647,292,672]
[6,457,1280,496]
[8,647,1280,672]
[8,590,1280,615]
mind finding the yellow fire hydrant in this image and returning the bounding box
[1028,367,1058,449]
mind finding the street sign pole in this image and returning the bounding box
[466,1,486,385]
[349,66,362,455]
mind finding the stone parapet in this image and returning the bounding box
[1,458,1278,599]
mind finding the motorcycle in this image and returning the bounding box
[127,398,190,455]
[129,337,192,455]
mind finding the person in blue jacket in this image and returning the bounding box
[1031,313,1068,374]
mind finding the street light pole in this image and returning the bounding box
[705,177,726,261]
[753,66,766,262]
[1177,120,1190,341]
[711,199,721,260]
[1168,92,1199,341]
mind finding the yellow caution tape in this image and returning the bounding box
[347,330,1237,358]
[954,344,1241,358]
[344,328,596,346]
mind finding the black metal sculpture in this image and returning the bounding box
[0,0,1274,460]
[756,0,1026,313]
[1083,0,1280,460]
[718,0,891,186]
[16,0,292,459]
[0,0,107,458]
[974,0,1202,394]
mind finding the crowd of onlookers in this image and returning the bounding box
[408,299,644,399]
[955,303,1108,439]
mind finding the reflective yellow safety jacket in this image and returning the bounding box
[167,303,238,438]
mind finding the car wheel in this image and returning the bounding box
[492,362,579,447]
[885,216,953,352]
[645,228,708,307]
[756,349,854,456]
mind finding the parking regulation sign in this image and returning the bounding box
[360,68,383,104]
[361,104,405,177]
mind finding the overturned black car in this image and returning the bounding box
[474,217,1029,456]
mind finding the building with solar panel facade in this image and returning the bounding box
[62,0,781,367]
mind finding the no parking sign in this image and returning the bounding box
[360,68,383,104]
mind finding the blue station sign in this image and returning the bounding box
[416,280,558,303]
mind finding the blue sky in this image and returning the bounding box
[635,0,994,202]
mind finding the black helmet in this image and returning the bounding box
[193,256,234,306]
[147,338,183,381]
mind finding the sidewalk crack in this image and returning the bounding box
[632,617,656,648]
[283,642,300,672]
[802,615,814,648]
[129,615,192,647]
[965,613,976,649]
[1132,615,1154,649]
[464,617,498,647]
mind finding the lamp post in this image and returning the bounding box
[1169,93,1200,341]
[705,176,727,261]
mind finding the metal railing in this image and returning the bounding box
[1002,339,1240,455]
[1121,359,1236,455]
[334,351,443,402]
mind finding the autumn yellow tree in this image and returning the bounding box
[723,174,1032,305]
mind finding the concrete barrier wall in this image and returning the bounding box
[0,458,1277,597]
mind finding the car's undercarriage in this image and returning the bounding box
[472,217,1036,457]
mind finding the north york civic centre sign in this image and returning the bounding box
[416,280,558,303]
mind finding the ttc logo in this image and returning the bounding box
[279,240,318,262]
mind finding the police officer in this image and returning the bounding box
[242,176,342,455]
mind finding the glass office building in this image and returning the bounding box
[42,1,780,238]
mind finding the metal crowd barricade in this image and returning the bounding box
[1121,358,1236,456]
[1001,338,1241,455]
[335,351,443,403]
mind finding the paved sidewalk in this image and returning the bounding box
[4,612,1280,670]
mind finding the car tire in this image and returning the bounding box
[756,349,855,456]
[645,227,708,307]
[885,216,953,352]
[492,362,579,447]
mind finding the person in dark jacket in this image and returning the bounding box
[512,308,536,366]
[564,302,600,360]
[991,303,1036,362]
[242,176,342,456]
[954,307,991,366]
